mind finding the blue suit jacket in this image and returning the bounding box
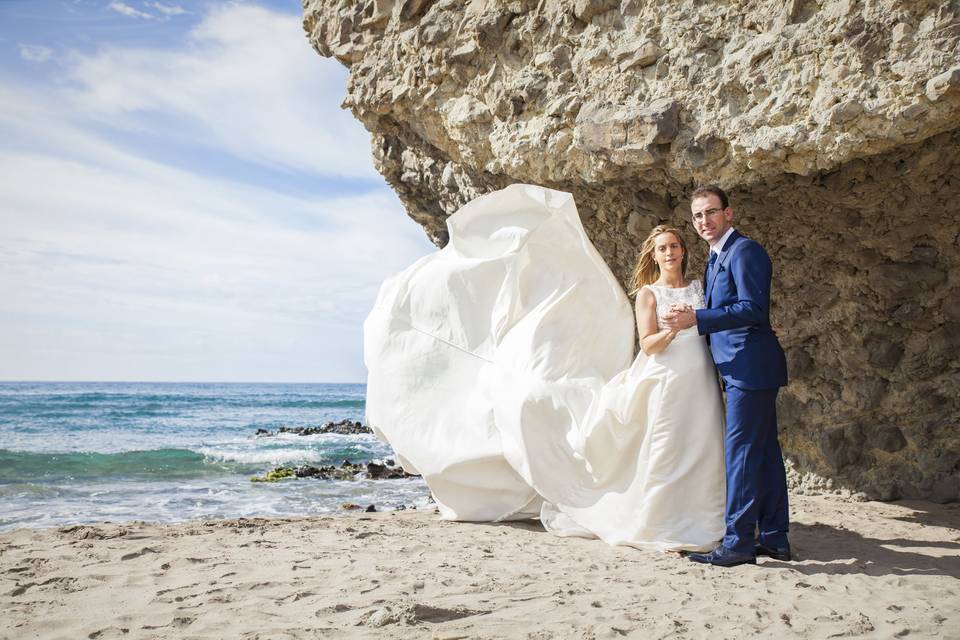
[695,230,787,391]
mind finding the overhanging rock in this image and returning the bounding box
[304,0,960,502]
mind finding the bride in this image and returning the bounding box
[364,184,725,551]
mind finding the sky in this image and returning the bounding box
[0,0,437,383]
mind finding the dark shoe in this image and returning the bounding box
[756,542,791,561]
[688,545,756,567]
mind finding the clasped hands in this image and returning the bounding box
[662,302,697,332]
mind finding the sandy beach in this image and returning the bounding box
[1,493,958,639]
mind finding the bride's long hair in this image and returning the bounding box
[629,225,689,295]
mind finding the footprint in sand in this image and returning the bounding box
[87,626,130,639]
[7,576,78,596]
[120,547,160,561]
[141,616,195,630]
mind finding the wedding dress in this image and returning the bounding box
[364,184,725,551]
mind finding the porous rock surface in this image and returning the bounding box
[303,0,960,502]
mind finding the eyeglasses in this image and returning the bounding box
[691,207,723,223]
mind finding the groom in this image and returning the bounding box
[663,185,790,567]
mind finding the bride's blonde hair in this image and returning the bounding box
[629,225,688,295]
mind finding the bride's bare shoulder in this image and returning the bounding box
[635,285,656,307]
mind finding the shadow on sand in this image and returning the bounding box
[464,502,960,579]
[764,520,960,578]
[887,499,960,531]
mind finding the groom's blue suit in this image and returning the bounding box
[696,229,789,555]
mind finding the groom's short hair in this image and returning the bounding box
[690,185,729,209]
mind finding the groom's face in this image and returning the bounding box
[691,194,734,246]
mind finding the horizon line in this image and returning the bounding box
[0,380,368,385]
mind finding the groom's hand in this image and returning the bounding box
[662,307,697,331]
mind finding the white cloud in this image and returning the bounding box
[0,114,435,381]
[0,4,437,382]
[146,1,186,16]
[18,44,54,63]
[65,3,377,179]
[109,1,154,19]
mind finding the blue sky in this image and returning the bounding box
[0,0,436,382]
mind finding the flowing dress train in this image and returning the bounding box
[363,184,725,550]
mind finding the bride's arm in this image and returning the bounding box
[636,288,677,356]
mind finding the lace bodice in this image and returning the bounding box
[644,280,706,331]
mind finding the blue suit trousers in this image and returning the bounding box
[722,385,790,553]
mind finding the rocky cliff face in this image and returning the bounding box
[303,0,960,502]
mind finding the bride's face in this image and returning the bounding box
[654,232,684,272]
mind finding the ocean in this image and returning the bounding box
[0,382,430,532]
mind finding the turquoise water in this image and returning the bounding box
[0,382,429,531]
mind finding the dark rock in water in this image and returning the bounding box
[366,462,388,478]
[294,465,321,478]
[365,504,377,512]
[257,459,419,482]
[366,461,412,479]
[254,428,272,437]
[267,420,373,437]
[325,420,373,435]
[305,461,363,481]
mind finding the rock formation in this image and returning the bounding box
[303,0,960,502]
[250,459,417,482]
[255,420,373,437]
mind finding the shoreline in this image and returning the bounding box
[2,493,958,639]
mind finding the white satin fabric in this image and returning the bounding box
[364,184,725,551]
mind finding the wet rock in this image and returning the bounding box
[366,461,411,479]
[259,420,373,437]
[258,460,419,482]
[293,465,321,478]
[365,504,377,512]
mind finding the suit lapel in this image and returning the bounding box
[706,230,739,305]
